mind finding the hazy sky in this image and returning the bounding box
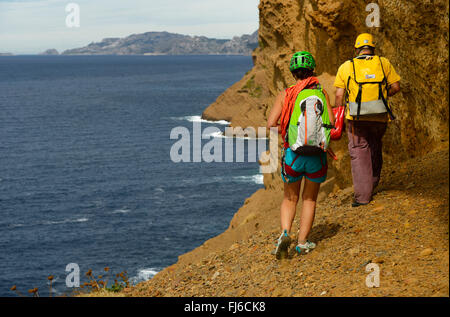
[0,0,259,54]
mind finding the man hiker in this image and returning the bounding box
[267,51,335,259]
[334,33,401,207]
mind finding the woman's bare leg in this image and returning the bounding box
[280,180,302,232]
[298,179,320,244]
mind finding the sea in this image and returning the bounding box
[0,55,265,296]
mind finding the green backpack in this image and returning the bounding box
[287,86,333,155]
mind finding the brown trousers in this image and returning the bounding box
[347,120,387,204]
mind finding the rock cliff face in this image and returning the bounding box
[203,0,449,187]
[62,31,258,56]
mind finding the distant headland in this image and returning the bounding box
[39,30,258,56]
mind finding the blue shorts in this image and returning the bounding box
[281,148,328,184]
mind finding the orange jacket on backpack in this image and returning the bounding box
[280,76,319,142]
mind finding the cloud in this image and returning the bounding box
[0,0,259,54]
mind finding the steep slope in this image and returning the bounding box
[126,146,448,297]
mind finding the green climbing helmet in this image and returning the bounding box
[289,51,316,72]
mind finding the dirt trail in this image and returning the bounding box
[124,145,448,297]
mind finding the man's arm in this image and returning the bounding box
[388,81,400,96]
[382,57,401,97]
[335,87,345,108]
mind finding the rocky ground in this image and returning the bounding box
[119,145,448,297]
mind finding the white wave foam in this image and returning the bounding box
[204,131,268,140]
[130,268,160,284]
[42,218,88,225]
[234,174,264,185]
[206,131,228,138]
[171,115,230,125]
[112,208,131,214]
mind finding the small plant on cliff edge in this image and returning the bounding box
[105,271,130,293]
[242,76,262,98]
[258,40,266,49]
[79,267,130,294]
[48,275,54,297]
[10,285,24,297]
[10,267,130,297]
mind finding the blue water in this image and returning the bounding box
[0,55,264,296]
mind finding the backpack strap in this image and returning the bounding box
[350,58,363,120]
[378,56,396,120]
[345,74,351,108]
[322,123,335,129]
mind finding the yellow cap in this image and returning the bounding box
[354,33,375,49]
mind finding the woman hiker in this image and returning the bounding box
[267,51,335,260]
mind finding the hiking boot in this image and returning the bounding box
[275,230,291,260]
[352,200,369,208]
[295,241,316,254]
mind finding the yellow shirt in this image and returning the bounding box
[334,55,401,122]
